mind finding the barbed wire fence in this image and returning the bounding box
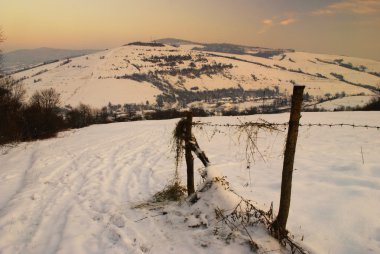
[175,85,379,253]
[193,120,380,130]
[192,118,380,183]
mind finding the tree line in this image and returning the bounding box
[0,76,113,145]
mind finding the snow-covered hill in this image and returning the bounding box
[12,41,380,111]
[0,112,379,253]
[3,48,101,74]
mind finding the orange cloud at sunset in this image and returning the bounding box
[313,0,380,15]
[279,18,296,26]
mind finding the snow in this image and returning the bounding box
[64,79,160,107]
[12,45,380,110]
[314,95,375,111]
[1,112,380,253]
[12,46,165,108]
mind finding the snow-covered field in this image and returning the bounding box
[315,95,375,110]
[1,112,380,253]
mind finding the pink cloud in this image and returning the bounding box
[262,19,274,26]
[259,15,297,34]
[313,0,380,15]
[280,18,296,26]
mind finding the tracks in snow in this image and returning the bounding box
[0,121,176,254]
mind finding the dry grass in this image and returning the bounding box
[153,179,187,202]
[172,118,188,175]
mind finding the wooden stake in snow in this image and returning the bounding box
[272,85,305,239]
[174,112,209,197]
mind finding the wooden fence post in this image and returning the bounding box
[185,112,195,196]
[272,85,305,239]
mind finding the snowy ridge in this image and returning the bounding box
[11,43,380,111]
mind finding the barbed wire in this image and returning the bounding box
[193,121,380,130]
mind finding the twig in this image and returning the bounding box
[134,216,148,222]
[214,187,308,254]
[134,212,168,222]
[361,146,365,164]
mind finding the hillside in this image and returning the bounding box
[3,48,101,74]
[0,112,379,253]
[11,41,380,111]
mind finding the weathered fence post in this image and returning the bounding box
[185,112,195,196]
[272,85,305,239]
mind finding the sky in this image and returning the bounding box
[0,0,379,60]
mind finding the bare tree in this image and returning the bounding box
[0,29,25,107]
[66,103,95,128]
[0,77,25,105]
[30,88,60,110]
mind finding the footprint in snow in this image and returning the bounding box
[110,214,125,228]
[107,228,121,244]
[92,214,103,222]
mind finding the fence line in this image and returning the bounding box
[193,121,380,130]
[179,86,378,250]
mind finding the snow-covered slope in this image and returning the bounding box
[12,43,380,110]
[0,112,379,253]
[3,48,101,74]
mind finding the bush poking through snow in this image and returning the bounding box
[153,179,187,202]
